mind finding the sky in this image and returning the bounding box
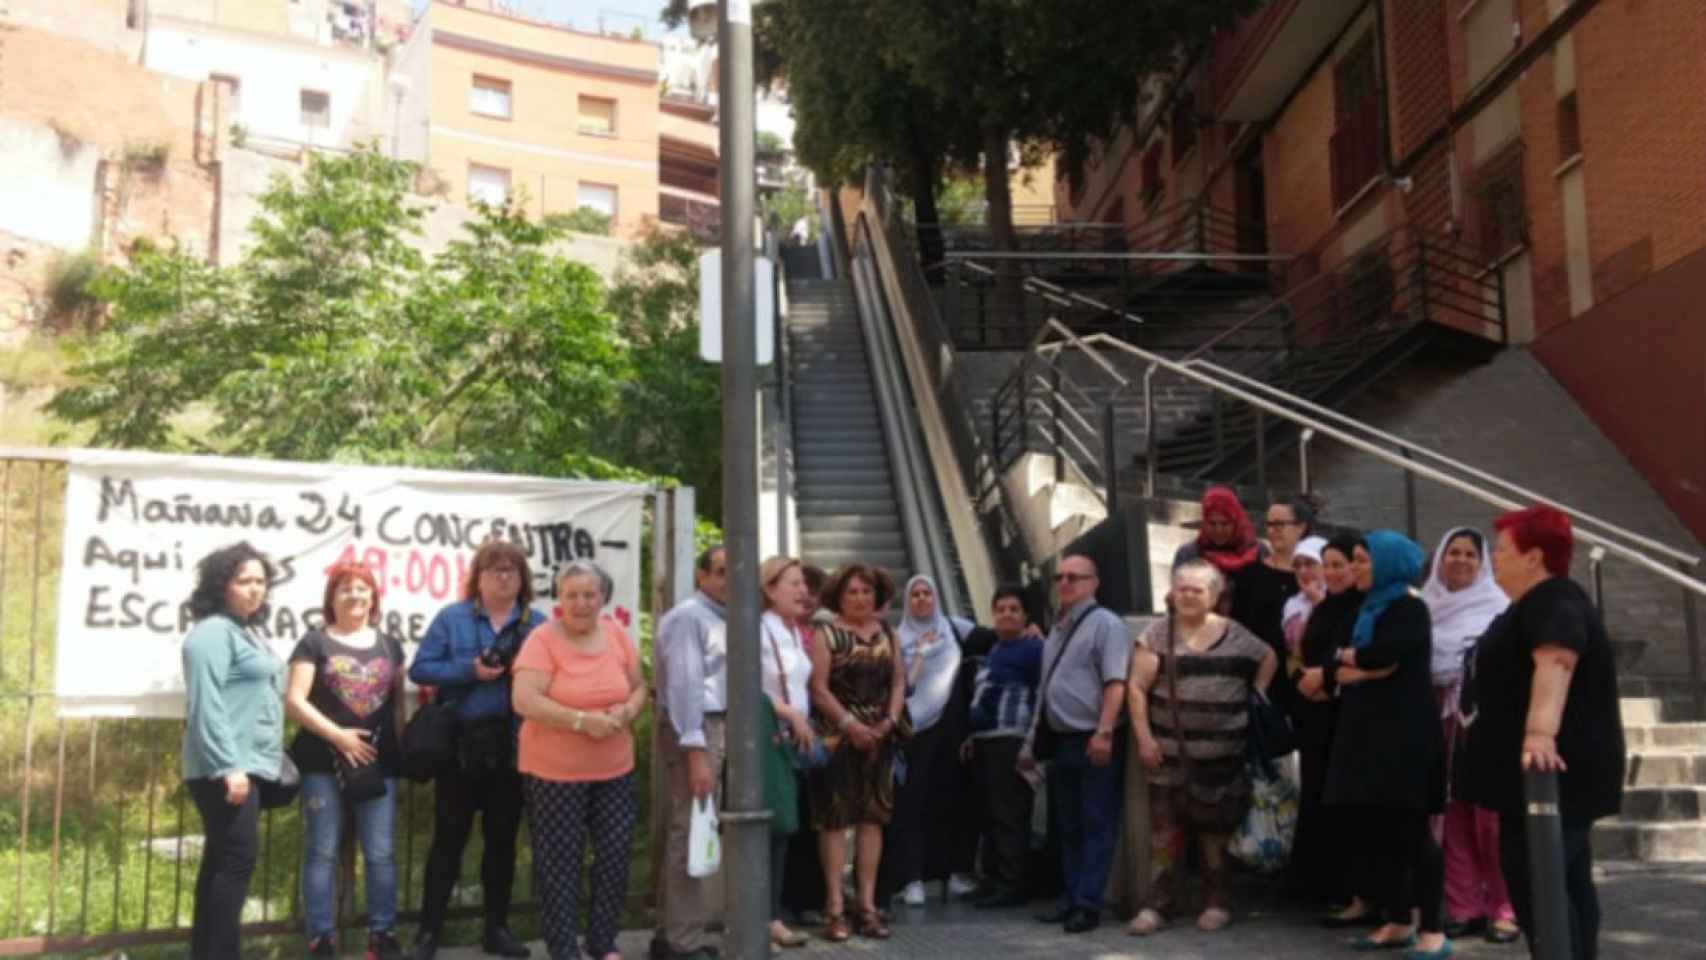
[414,0,687,38]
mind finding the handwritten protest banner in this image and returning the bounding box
[53,449,649,718]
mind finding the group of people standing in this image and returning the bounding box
[175,488,1625,960]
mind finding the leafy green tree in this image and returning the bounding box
[761,185,813,238]
[50,149,632,481]
[542,205,615,236]
[603,226,723,515]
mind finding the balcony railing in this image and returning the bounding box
[659,192,720,243]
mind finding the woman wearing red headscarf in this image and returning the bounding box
[1171,487,1297,668]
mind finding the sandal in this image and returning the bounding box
[1127,908,1165,936]
[770,923,810,949]
[822,913,850,942]
[1197,907,1231,932]
[854,908,891,940]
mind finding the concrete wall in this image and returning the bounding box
[0,121,102,251]
[143,16,388,149]
[1260,346,1704,679]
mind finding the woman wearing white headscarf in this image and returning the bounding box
[876,574,973,907]
[1422,527,1520,944]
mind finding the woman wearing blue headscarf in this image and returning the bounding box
[1322,531,1450,959]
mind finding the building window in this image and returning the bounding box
[1170,89,1197,167]
[468,163,511,207]
[578,96,617,137]
[300,89,331,128]
[1556,92,1581,162]
[471,76,512,119]
[1474,142,1526,260]
[1329,32,1381,209]
[1140,140,1164,207]
[212,73,242,117]
[1463,0,1517,89]
[577,182,618,219]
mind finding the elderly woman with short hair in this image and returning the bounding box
[1126,559,1277,936]
[512,561,647,960]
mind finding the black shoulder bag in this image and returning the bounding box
[1031,605,1099,762]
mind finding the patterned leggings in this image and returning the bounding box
[525,774,638,960]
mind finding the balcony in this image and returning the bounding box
[660,189,720,243]
[1206,0,1367,122]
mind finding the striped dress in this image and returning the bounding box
[1140,616,1268,830]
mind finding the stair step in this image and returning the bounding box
[1625,724,1706,750]
[796,498,899,516]
[804,548,911,571]
[1592,819,1706,862]
[1621,787,1706,822]
[799,530,907,550]
[1623,698,1674,725]
[791,513,902,533]
[1626,751,1706,788]
[795,468,892,485]
[793,484,899,501]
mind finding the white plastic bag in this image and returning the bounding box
[687,795,722,878]
[1228,754,1299,873]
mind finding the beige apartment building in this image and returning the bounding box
[412,0,664,238]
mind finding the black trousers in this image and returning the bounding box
[1499,814,1600,960]
[1370,808,1445,933]
[972,736,1033,891]
[876,719,954,902]
[187,777,261,960]
[780,785,825,916]
[418,767,525,935]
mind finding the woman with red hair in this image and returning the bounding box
[284,562,408,958]
[1463,506,1626,960]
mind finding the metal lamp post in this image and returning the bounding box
[689,3,767,959]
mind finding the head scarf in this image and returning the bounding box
[1195,486,1260,574]
[1350,530,1426,648]
[1293,535,1327,566]
[897,574,963,731]
[1280,536,1332,645]
[1421,527,1508,683]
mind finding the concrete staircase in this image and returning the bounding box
[1594,694,1706,861]
[787,278,914,584]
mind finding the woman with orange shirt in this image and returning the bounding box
[512,561,648,960]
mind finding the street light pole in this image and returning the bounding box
[716,2,767,960]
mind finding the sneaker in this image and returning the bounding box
[308,934,338,957]
[368,930,406,960]
[947,874,979,899]
[900,881,927,906]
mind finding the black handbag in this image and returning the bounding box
[1032,605,1099,763]
[1246,686,1297,778]
[255,752,301,810]
[335,735,391,804]
[400,694,462,782]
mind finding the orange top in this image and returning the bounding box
[514,618,638,783]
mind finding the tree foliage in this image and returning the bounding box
[50,149,725,516]
[684,0,1257,251]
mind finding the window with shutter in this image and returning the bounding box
[1557,92,1581,161]
[1329,32,1382,209]
[1474,142,1527,260]
[577,182,618,218]
[1140,141,1164,207]
[468,164,510,207]
[300,89,331,128]
[578,96,617,137]
[471,76,512,119]
[1171,90,1197,166]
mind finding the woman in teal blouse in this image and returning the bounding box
[180,541,284,960]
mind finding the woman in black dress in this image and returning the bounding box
[1323,531,1449,957]
[1291,532,1365,912]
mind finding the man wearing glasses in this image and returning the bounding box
[1020,553,1131,934]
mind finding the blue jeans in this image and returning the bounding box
[1049,732,1126,913]
[301,772,398,937]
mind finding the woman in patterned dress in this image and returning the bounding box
[807,563,909,942]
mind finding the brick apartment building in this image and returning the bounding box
[1054,0,1706,543]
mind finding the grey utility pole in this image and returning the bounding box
[715,2,768,959]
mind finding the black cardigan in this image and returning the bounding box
[1322,594,1446,812]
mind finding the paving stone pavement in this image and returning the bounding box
[430,862,1706,959]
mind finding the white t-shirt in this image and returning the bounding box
[760,610,812,712]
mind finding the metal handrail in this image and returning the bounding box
[1028,319,1706,599]
[947,251,1294,262]
[1189,359,1701,567]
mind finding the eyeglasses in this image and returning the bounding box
[1053,572,1094,584]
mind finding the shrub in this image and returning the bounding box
[43,250,104,331]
